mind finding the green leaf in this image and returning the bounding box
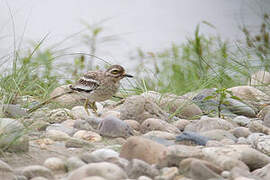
[204,95,216,101]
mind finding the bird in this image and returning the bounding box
[27,65,133,114]
[70,64,133,114]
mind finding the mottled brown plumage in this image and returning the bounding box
[70,65,133,113]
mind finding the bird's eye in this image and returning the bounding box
[111,70,119,74]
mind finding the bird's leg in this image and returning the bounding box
[89,101,98,115]
[84,99,90,115]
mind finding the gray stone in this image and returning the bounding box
[228,85,270,111]
[230,167,263,180]
[230,127,251,138]
[247,133,265,145]
[70,106,94,120]
[232,116,251,127]
[1,104,27,118]
[19,165,54,180]
[144,136,175,146]
[249,71,270,88]
[192,89,224,114]
[85,117,102,129]
[67,162,127,180]
[221,171,230,178]
[143,131,176,140]
[252,163,270,180]
[119,95,168,123]
[155,167,179,180]
[189,160,223,180]
[0,159,14,180]
[200,129,237,142]
[81,149,119,163]
[248,121,270,134]
[175,131,209,146]
[225,98,256,117]
[105,157,129,170]
[80,177,106,180]
[73,130,102,142]
[46,130,70,141]
[138,176,152,180]
[202,145,270,171]
[252,135,270,156]
[124,120,141,131]
[185,116,235,132]
[127,159,159,179]
[237,137,248,144]
[46,123,76,136]
[73,119,94,131]
[172,119,191,131]
[44,157,66,172]
[140,118,180,134]
[120,136,168,165]
[66,156,86,172]
[0,118,29,152]
[31,177,49,180]
[263,112,270,128]
[15,175,28,180]
[258,105,270,119]
[158,145,203,168]
[142,91,202,119]
[206,140,224,147]
[179,158,223,178]
[47,108,71,123]
[98,116,133,138]
[65,138,94,148]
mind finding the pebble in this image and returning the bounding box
[44,157,66,172]
[81,148,119,163]
[175,131,209,146]
[46,123,76,136]
[70,106,94,119]
[143,131,176,140]
[73,130,102,142]
[200,129,237,142]
[98,116,134,138]
[232,116,251,127]
[172,119,191,131]
[46,130,70,141]
[120,136,167,164]
[124,120,141,131]
[73,119,94,131]
[0,118,29,152]
[140,118,180,134]
[66,156,86,172]
[119,95,168,124]
[19,165,54,180]
[126,159,159,179]
[67,162,127,180]
[185,116,234,132]
[48,108,71,123]
[155,167,179,180]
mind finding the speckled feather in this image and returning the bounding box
[69,65,130,102]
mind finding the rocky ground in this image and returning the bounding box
[1,80,270,179]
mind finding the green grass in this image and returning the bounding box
[132,14,270,97]
[0,13,269,114]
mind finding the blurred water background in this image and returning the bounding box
[0,0,265,68]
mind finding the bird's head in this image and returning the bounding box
[106,65,133,80]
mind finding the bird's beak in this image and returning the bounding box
[123,73,133,78]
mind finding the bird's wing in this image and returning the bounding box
[70,71,101,92]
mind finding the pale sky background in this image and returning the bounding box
[0,0,268,67]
